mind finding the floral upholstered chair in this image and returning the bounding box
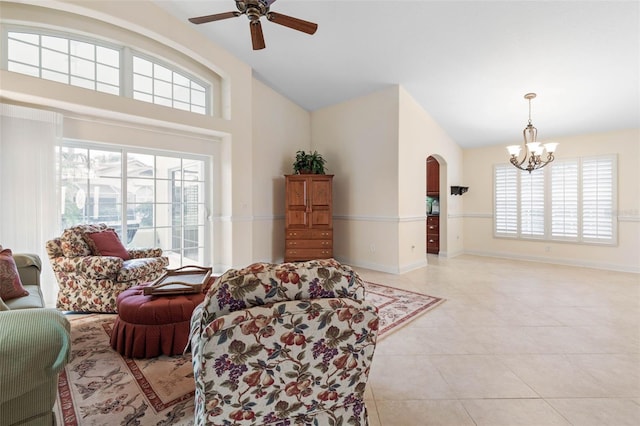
[190,258,379,426]
[46,224,168,313]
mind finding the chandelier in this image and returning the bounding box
[506,93,558,173]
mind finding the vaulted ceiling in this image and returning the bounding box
[155,0,639,148]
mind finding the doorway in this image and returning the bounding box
[426,156,440,254]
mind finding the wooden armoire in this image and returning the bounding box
[284,174,333,262]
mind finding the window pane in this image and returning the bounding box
[70,57,95,79]
[133,56,152,75]
[154,96,172,107]
[97,83,120,95]
[70,76,95,90]
[174,84,190,102]
[128,179,154,203]
[42,69,68,83]
[8,31,38,44]
[154,79,172,98]
[42,35,68,53]
[154,63,172,82]
[174,72,189,86]
[127,153,154,178]
[156,156,181,179]
[8,39,39,65]
[191,89,206,107]
[97,64,119,85]
[8,62,39,77]
[42,49,68,73]
[97,46,119,67]
[133,74,153,93]
[133,91,153,102]
[70,40,95,60]
[91,151,122,177]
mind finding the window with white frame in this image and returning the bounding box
[494,155,616,244]
[7,31,120,94]
[58,142,210,267]
[3,27,211,115]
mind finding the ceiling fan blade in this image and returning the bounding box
[267,12,318,35]
[188,11,240,25]
[250,21,266,50]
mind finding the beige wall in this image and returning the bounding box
[251,79,311,263]
[463,129,640,272]
[398,87,465,267]
[311,86,401,272]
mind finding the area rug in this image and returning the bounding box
[54,283,443,426]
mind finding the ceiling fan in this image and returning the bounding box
[188,0,318,50]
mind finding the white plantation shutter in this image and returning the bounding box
[520,170,545,236]
[494,155,615,244]
[582,156,615,241]
[551,160,579,239]
[494,165,518,235]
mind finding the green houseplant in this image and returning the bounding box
[293,150,326,174]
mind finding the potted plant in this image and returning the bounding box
[293,150,326,174]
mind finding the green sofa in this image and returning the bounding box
[0,253,71,426]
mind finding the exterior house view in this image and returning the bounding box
[0,1,638,425]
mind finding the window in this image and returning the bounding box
[4,27,211,115]
[494,155,616,244]
[7,31,120,95]
[133,56,207,114]
[59,143,210,267]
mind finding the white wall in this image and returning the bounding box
[311,86,400,272]
[251,79,311,263]
[463,128,640,272]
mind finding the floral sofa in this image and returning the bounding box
[190,258,379,425]
[46,224,168,313]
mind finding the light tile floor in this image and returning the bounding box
[356,255,640,426]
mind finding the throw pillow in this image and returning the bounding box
[83,229,131,260]
[0,248,29,300]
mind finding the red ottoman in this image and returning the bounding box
[110,286,205,358]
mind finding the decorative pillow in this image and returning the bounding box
[0,248,29,301]
[83,229,131,260]
[60,223,108,257]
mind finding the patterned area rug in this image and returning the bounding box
[54,283,443,425]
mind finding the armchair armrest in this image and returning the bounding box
[50,255,123,279]
[128,248,163,259]
[0,309,71,404]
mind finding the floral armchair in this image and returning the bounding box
[190,258,379,426]
[46,224,168,313]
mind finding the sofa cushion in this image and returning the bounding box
[0,248,29,301]
[60,223,108,257]
[0,296,8,311]
[5,285,45,309]
[83,229,131,260]
[117,258,166,282]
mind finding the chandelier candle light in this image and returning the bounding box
[506,93,558,173]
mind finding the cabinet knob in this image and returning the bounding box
[429,226,435,230]
[429,239,435,243]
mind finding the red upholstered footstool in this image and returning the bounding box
[110,286,205,358]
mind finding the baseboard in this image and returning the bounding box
[463,249,640,274]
